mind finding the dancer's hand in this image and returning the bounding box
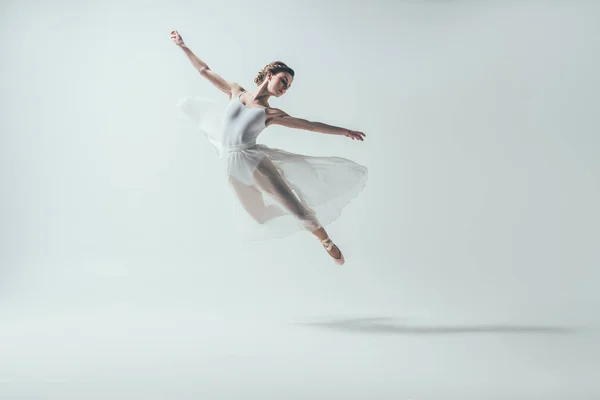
[345,129,366,141]
[170,30,185,47]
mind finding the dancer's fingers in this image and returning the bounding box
[347,130,365,141]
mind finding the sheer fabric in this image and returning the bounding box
[177,92,368,240]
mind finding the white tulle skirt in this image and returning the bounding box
[177,96,368,241]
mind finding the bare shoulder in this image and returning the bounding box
[229,83,246,99]
[265,107,289,117]
[264,107,290,127]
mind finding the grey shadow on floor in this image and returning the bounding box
[293,317,579,335]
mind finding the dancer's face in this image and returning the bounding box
[268,72,293,97]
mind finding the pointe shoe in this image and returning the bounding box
[321,237,345,265]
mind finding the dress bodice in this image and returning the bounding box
[218,92,267,150]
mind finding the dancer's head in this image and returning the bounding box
[255,61,294,97]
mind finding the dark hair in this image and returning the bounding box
[254,61,295,85]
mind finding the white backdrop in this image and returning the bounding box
[1,1,599,399]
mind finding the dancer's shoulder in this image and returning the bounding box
[230,84,246,99]
[265,107,288,117]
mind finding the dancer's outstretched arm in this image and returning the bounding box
[170,30,242,98]
[267,109,366,141]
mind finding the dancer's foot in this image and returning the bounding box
[321,237,345,265]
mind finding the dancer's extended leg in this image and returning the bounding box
[253,158,343,261]
[229,176,286,224]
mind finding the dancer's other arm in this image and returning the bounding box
[170,30,242,98]
[267,109,366,141]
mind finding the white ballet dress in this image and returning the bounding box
[177,91,368,240]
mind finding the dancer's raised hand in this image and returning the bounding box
[170,30,185,47]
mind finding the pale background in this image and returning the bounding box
[1,0,599,399]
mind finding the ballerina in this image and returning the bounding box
[171,30,368,265]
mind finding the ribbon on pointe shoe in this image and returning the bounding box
[321,237,345,264]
